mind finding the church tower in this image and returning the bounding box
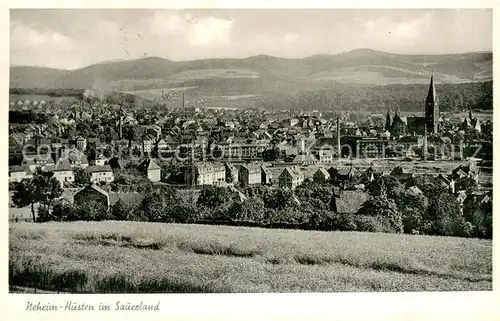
[385,106,392,131]
[425,73,439,134]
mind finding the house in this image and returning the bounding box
[293,153,318,165]
[9,165,33,183]
[261,165,272,185]
[184,162,226,186]
[94,154,108,166]
[452,165,479,183]
[224,163,239,184]
[239,163,262,186]
[146,125,162,141]
[456,190,468,205]
[75,136,87,151]
[85,165,115,184]
[47,160,75,187]
[278,167,304,189]
[337,166,357,182]
[21,153,55,172]
[390,166,415,183]
[156,138,170,153]
[142,135,155,153]
[332,190,370,214]
[137,158,161,182]
[87,137,103,150]
[313,167,330,184]
[358,167,376,184]
[316,149,334,163]
[405,186,425,198]
[74,185,110,208]
[64,150,89,168]
[436,174,455,193]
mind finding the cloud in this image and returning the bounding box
[188,17,233,46]
[364,20,375,31]
[149,11,233,46]
[284,32,299,44]
[10,21,76,51]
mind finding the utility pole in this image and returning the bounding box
[119,106,123,140]
[337,117,341,161]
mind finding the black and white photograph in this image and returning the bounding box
[7,7,493,297]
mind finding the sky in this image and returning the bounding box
[10,9,492,70]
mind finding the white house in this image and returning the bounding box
[86,165,114,184]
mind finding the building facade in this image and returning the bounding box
[239,164,262,185]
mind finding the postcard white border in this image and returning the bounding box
[1,1,498,320]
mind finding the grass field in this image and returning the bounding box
[9,221,492,293]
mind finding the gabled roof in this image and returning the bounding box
[54,160,72,172]
[314,167,330,177]
[405,186,424,197]
[293,153,317,163]
[280,166,303,179]
[75,184,110,199]
[138,158,161,171]
[86,165,113,173]
[22,154,55,165]
[338,166,356,176]
[9,165,32,174]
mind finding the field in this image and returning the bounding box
[9,221,492,293]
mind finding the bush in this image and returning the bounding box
[355,215,385,233]
[331,213,358,232]
[73,201,109,221]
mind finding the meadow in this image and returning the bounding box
[9,221,492,293]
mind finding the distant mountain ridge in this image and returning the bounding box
[10,49,492,93]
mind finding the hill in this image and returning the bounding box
[10,49,492,91]
[10,221,492,293]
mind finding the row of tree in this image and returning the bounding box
[15,168,491,239]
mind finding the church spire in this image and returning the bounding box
[425,71,439,134]
[385,106,392,131]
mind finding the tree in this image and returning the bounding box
[366,175,404,200]
[12,179,37,222]
[263,188,298,211]
[47,199,75,222]
[228,197,265,222]
[295,182,334,210]
[74,167,90,186]
[11,168,63,222]
[424,193,464,236]
[124,125,139,147]
[197,186,232,210]
[454,177,478,194]
[262,147,281,161]
[41,175,64,213]
[167,203,200,223]
[110,199,135,221]
[397,194,428,234]
[358,196,404,233]
[139,185,180,222]
[74,200,109,221]
[462,196,492,239]
[406,174,446,198]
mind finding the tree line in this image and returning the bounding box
[12,168,491,239]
